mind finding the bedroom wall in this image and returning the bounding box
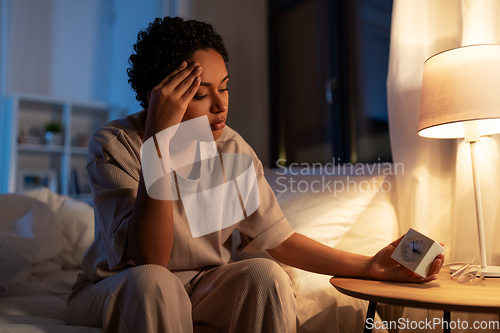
[0,0,270,171]
[191,0,270,166]
[1,0,163,111]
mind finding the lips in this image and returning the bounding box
[211,119,226,130]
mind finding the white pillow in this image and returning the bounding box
[23,188,94,268]
[0,194,63,287]
[335,186,399,255]
[268,174,386,248]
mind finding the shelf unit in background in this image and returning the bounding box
[1,94,126,204]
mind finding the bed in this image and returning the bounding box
[0,188,100,333]
[0,166,399,333]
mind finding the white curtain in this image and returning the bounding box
[388,0,500,266]
[388,0,500,330]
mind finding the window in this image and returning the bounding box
[269,0,393,165]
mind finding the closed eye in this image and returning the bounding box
[193,89,228,101]
[193,94,207,100]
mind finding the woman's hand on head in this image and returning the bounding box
[144,61,202,140]
[366,235,445,283]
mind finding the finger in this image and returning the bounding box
[174,65,203,95]
[180,75,202,101]
[155,61,188,87]
[421,274,437,283]
[163,62,200,89]
[402,272,426,283]
[428,255,445,275]
[405,270,437,283]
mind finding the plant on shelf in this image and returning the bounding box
[44,121,63,145]
[45,122,61,133]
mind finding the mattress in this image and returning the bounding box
[0,266,100,333]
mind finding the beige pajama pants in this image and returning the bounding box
[67,258,296,333]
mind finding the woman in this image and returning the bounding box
[67,16,444,333]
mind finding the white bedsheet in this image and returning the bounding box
[0,266,100,333]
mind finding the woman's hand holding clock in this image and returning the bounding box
[367,234,445,283]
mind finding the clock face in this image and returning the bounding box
[403,239,426,263]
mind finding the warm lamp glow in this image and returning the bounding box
[419,119,500,139]
[417,44,500,276]
[418,44,500,138]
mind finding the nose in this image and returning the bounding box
[210,94,227,114]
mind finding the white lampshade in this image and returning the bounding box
[418,44,500,276]
[418,44,500,139]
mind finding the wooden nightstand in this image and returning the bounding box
[330,267,500,333]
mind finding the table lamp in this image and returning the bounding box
[418,44,500,277]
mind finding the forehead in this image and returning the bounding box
[189,49,227,83]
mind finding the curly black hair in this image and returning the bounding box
[127,16,229,110]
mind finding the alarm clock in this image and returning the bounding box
[391,228,444,278]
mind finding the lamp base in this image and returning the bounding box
[481,265,500,278]
[449,265,500,277]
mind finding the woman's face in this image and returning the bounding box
[183,48,229,141]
